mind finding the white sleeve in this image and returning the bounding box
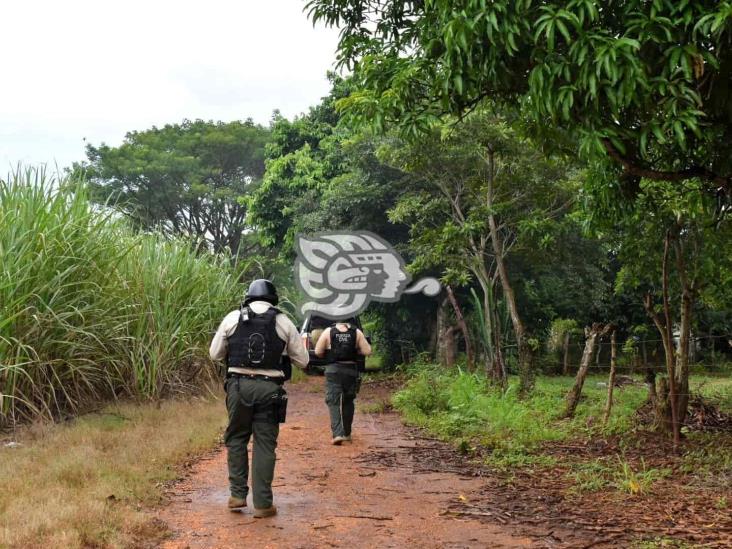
[209,311,239,361]
[277,314,310,369]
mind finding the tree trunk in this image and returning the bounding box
[492,327,507,388]
[642,230,680,449]
[641,338,648,368]
[564,324,606,418]
[562,332,571,375]
[446,286,474,370]
[629,347,637,376]
[475,272,496,379]
[673,238,694,432]
[602,329,618,426]
[675,288,692,424]
[489,225,531,391]
[654,377,673,433]
[441,327,457,367]
[662,232,680,450]
[436,297,457,367]
[483,276,507,386]
[485,147,532,394]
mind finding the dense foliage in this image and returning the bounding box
[307,1,732,195]
[74,119,269,258]
[0,169,242,426]
[11,6,730,434]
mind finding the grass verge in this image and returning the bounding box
[392,362,732,475]
[392,362,732,546]
[0,393,225,548]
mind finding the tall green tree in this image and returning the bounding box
[589,173,732,444]
[250,78,410,254]
[248,96,344,250]
[74,119,269,258]
[308,0,732,196]
[249,82,435,367]
[385,112,583,392]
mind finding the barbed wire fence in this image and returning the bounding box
[493,333,732,372]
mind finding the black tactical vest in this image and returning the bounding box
[329,326,358,363]
[226,307,286,370]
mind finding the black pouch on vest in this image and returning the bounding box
[270,387,288,423]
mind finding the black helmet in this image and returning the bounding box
[244,279,279,305]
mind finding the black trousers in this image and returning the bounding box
[324,365,360,437]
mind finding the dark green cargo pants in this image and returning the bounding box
[325,364,360,438]
[224,376,280,509]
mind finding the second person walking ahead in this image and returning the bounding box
[314,322,371,445]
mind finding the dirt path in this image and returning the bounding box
[158,378,533,548]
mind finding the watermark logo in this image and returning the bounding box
[295,231,440,320]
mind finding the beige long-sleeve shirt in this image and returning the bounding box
[314,323,372,360]
[209,300,309,377]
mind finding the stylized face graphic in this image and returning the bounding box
[295,232,415,320]
[326,252,408,299]
[352,252,407,298]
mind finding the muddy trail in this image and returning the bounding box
[157,377,732,548]
[158,377,538,548]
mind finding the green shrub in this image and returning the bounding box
[393,365,567,456]
[392,363,652,465]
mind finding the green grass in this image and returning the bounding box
[289,366,308,384]
[679,433,732,476]
[632,538,700,549]
[392,363,646,457]
[614,457,672,495]
[358,399,389,414]
[569,460,614,493]
[392,361,732,472]
[690,375,732,413]
[365,354,384,371]
[567,457,671,495]
[0,168,243,426]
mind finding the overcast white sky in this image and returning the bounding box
[0,0,340,171]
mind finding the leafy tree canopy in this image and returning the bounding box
[74,119,269,258]
[590,176,732,311]
[248,88,345,249]
[308,0,732,194]
[383,111,609,332]
[249,77,409,253]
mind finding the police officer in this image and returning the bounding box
[209,279,309,517]
[314,321,372,444]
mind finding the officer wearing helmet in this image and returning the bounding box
[209,279,309,518]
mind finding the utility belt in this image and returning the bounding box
[332,360,365,374]
[325,361,360,378]
[226,371,285,385]
[332,360,358,368]
[224,374,288,423]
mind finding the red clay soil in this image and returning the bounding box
[157,377,732,548]
[157,377,534,549]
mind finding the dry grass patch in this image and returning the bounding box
[0,393,225,548]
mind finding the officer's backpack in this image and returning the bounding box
[226,307,286,371]
[329,325,358,362]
